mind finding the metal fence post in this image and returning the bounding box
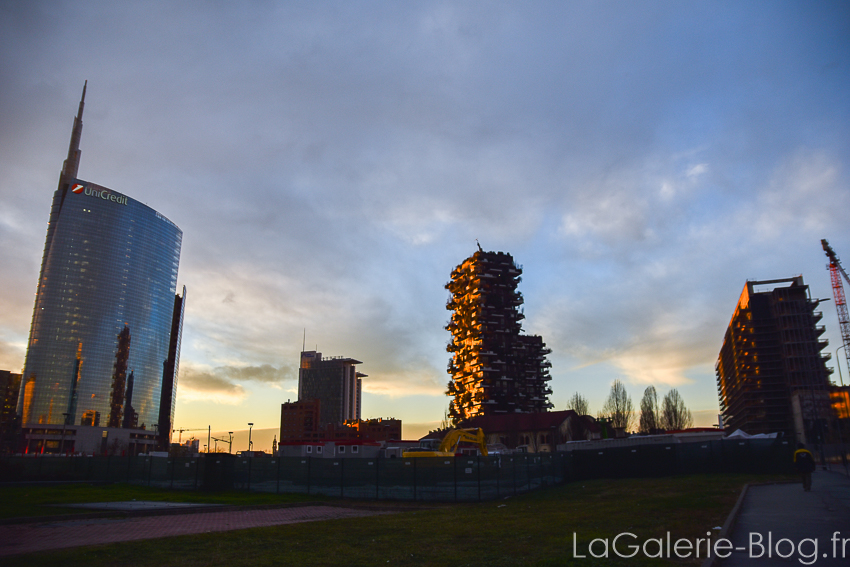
[276,455,281,494]
[477,455,481,501]
[539,455,544,487]
[306,456,311,495]
[375,456,380,500]
[413,458,417,502]
[247,456,252,492]
[454,456,458,502]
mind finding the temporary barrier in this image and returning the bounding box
[0,438,798,502]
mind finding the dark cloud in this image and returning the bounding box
[178,363,295,404]
[219,364,296,385]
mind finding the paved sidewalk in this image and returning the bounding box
[719,471,850,566]
[0,505,394,557]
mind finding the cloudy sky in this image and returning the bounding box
[1,1,848,449]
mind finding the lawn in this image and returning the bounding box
[3,473,791,566]
[0,482,328,519]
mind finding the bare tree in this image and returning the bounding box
[567,392,589,416]
[659,389,694,431]
[639,386,659,434]
[439,408,451,431]
[602,379,634,431]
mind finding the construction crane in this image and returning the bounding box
[173,427,207,444]
[211,434,233,454]
[822,239,850,380]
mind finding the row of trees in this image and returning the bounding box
[567,381,694,433]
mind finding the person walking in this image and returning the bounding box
[793,442,816,492]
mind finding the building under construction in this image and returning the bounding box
[445,249,553,424]
[716,277,833,442]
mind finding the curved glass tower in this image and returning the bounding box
[19,84,184,440]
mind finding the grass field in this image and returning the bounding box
[2,473,791,566]
[0,482,329,519]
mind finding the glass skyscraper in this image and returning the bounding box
[18,83,184,443]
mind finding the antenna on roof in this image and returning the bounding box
[302,328,306,353]
[476,239,483,252]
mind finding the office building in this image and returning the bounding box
[17,83,184,451]
[297,351,365,426]
[716,277,832,441]
[280,399,322,441]
[445,249,553,424]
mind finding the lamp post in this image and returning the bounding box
[228,432,233,454]
[248,423,253,453]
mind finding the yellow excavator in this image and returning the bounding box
[402,428,488,458]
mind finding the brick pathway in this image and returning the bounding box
[0,505,392,556]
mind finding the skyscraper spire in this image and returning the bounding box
[60,80,86,186]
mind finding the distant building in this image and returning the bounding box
[21,424,158,456]
[17,83,184,451]
[445,249,553,424]
[277,439,382,459]
[830,385,850,420]
[716,277,833,442]
[343,417,402,442]
[458,410,600,453]
[0,370,22,454]
[830,385,850,441]
[298,351,364,426]
[280,399,322,441]
[279,398,401,442]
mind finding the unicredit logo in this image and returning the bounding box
[74,184,129,206]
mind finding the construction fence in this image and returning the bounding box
[0,437,800,502]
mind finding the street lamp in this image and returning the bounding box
[248,423,254,453]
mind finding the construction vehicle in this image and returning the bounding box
[402,428,488,458]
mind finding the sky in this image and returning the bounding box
[1,1,848,452]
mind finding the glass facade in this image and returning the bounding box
[19,179,183,432]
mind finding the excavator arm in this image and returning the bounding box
[403,427,488,457]
[438,428,488,456]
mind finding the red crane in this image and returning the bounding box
[822,239,850,379]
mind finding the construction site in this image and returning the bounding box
[716,240,850,448]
